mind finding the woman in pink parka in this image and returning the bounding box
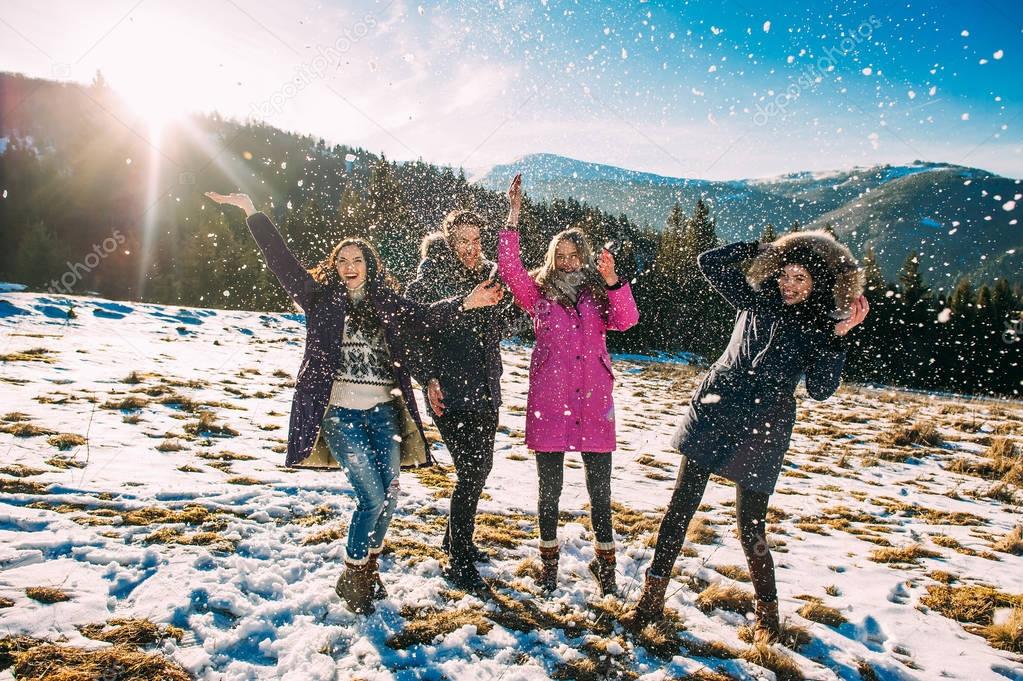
[498,174,639,596]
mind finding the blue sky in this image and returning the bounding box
[2,0,1021,179]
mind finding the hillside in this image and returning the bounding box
[2,288,1022,679]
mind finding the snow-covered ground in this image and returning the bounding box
[1,289,1022,680]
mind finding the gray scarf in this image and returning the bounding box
[550,270,586,305]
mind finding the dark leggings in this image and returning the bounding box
[436,409,498,565]
[536,452,614,545]
[649,457,777,602]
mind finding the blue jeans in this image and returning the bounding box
[320,401,402,563]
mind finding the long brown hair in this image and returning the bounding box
[308,237,398,291]
[532,228,609,310]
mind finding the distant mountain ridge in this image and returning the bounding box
[475,154,1021,283]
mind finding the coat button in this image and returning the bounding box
[576,355,582,360]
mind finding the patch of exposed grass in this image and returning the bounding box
[302,525,346,546]
[1,412,31,422]
[977,607,1023,653]
[612,502,661,541]
[743,643,805,681]
[920,584,1020,624]
[0,347,54,363]
[382,537,446,564]
[176,465,202,473]
[388,608,492,649]
[183,412,238,438]
[196,450,256,462]
[0,478,48,495]
[686,517,717,545]
[25,587,70,604]
[101,396,149,411]
[947,437,1023,485]
[869,544,941,565]
[712,565,750,582]
[79,618,184,646]
[635,454,673,471]
[225,476,262,485]
[694,582,754,615]
[474,512,533,548]
[993,526,1023,555]
[0,463,45,477]
[44,456,85,470]
[143,528,236,553]
[797,601,847,627]
[881,421,943,448]
[410,464,455,498]
[0,422,56,437]
[11,642,191,680]
[156,439,186,452]
[120,504,222,527]
[46,433,86,450]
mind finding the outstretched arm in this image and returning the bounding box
[498,174,542,313]
[697,241,761,309]
[205,192,318,311]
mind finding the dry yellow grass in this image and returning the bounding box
[388,609,492,649]
[978,606,1023,653]
[25,587,70,604]
[947,437,1023,485]
[868,544,941,565]
[9,642,191,681]
[797,601,847,627]
[78,618,184,646]
[993,526,1023,555]
[742,643,805,681]
[46,433,86,450]
[920,584,1020,624]
[881,421,943,448]
[695,582,754,614]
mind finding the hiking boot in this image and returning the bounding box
[753,598,781,643]
[588,546,618,597]
[335,560,375,615]
[539,544,559,594]
[621,570,670,630]
[367,551,386,601]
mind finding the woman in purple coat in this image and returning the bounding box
[205,192,502,615]
[498,175,639,596]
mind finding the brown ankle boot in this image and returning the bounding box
[588,546,618,597]
[367,552,386,601]
[621,570,670,630]
[753,598,781,643]
[335,559,375,614]
[539,544,559,594]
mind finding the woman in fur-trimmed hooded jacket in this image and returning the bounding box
[623,230,868,641]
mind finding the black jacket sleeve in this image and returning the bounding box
[697,241,760,309]
[245,213,320,311]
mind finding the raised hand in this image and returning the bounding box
[506,174,522,229]
[835,295,869,336]
[205,192,257,217]
[597,249,619,286]
[463,280,504,309]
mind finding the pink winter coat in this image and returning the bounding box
[498,230,640,453]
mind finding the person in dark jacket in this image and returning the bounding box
[204,192,502,614]
[405,209,520,590]
[622,230,868,640]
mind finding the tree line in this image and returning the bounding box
[1,71,1020,397]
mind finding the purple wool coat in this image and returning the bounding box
[246,213,460,467]
[498,229,639,454]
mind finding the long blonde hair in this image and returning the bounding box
[531,228,609,310]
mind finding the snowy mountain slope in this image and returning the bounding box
[1,289,1022,680]
[475,154,1022,282]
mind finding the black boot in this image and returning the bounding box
[443,560,488,592]
[443,526,490,563]
[539,544,559,594]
